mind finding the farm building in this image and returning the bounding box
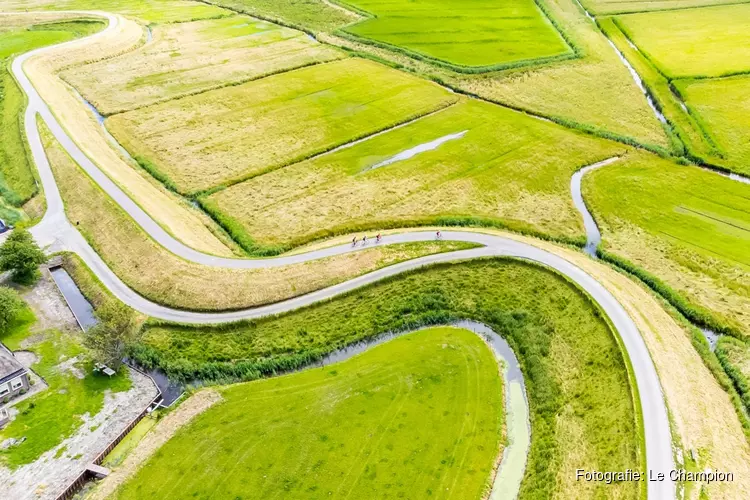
[0,349,29,404]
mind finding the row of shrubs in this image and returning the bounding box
[596,248,743,339]
[715,338,750,420]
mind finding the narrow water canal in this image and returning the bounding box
[49,266,97,330]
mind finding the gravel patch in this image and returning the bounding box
[14,350,39,368]
[22,271,79,333]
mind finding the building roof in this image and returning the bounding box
[0,350,26,384]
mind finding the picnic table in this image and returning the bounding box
[94,363,116,377]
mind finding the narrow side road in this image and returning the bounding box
[11,10,675,499]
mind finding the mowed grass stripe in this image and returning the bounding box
[202,99,626,252]
[107,58,458,194]
[115,327,504,500]
[340,0,572,68]
[613,4,750,78]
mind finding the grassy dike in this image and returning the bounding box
[131,258,641,499]
[0,19,105,223]
[41,121,478,311]
[115,327,505,499]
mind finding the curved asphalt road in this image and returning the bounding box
[13,11,675,498]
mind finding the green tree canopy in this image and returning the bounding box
[85,301,139,371]
[0,286,24,334]
[0,229,46,284]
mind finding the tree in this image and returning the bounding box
[0,286,24,334]
[85,301,139,371]
[0,229,46,284]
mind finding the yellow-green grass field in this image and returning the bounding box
[613,4,750,79]
[0,304,131,467]
[584,151,750,336]
[4,0,231,24]
[205,0,359,32]
[203,98,626,253]
[580,0,746,15]
[456,0,671,152]
[206,0,670,150]
[107,58,458,194]
[673,76,750,176]
[598,17,719,161]
[339,0,571,69]
[132,259,640,499]
[44,123,474,311]
[0,19,104,223]
[63,15,342,115]
[116,327,504,499]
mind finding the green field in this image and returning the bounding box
[674,76,750,176]
[205,0,358,32]
[340,0,571,69]
[203,98,626,252]
[38,0,231,23]
[0,19,104,220]
[456,0,671,153]
[0,304,131,467]
[614,5,750,78]
[581,0,746,15]
[598,17,718,161]
[63,15,342,114]
[107,58,457,194]
[132,259,640,499]
[117,327,504,499]
[584,152,750,336]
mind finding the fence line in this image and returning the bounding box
[55,372,161,500]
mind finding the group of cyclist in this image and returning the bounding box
[351,230,442,247]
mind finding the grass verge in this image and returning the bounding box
[0,19,106,221]
[715,336,750,420]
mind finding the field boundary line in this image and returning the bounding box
[595,0,750,17]
[89,47,346,117]
[192,95,460,198]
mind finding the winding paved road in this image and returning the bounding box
[12,11,675,498]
